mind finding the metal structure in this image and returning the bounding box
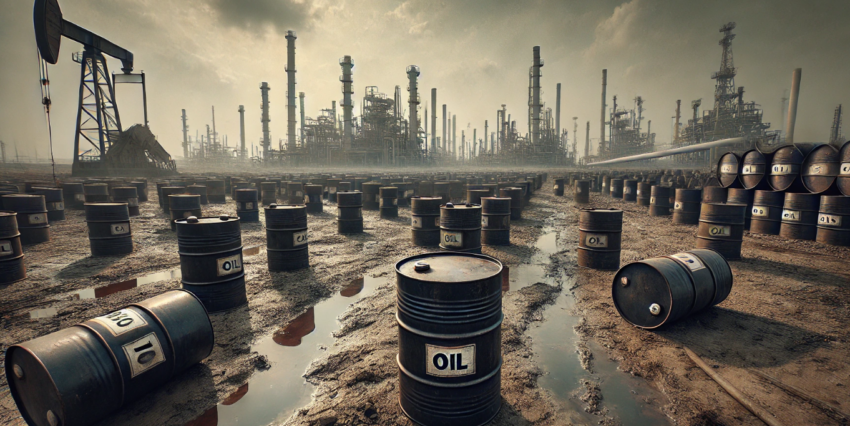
[285,30,297,151]
[341,56,354,150]
[260,82,271,159]
[830,105,844,145]
[238,105,246,159]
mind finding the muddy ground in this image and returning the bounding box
[1,164,848,426]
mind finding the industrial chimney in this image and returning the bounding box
[260,82,271,159]
[299,92,305,147]
[531,46,543,146]
[600,69,607,153]
[431,89,437,154]
[785,68,802,144]
[181,109,189,158]
[238,105,246,160]
[285,30,297,151]
[556,83,561,147]
[407,65,421,148]
[340,55,354,149]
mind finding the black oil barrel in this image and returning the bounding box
[839,141,850,196]
[113,186,140,216]
[2,194,50,245]
[467,189,490,205]
[394,182,412,208]
[5,290,214,426]
[696,203,746,260]
[265,204,309,271]
[769,144,812,192]
[362,182,382,211]
[337,191,363,234]
[553,178,565,196]
[649,186,671,216]
[779,192,820,241]
[610,178,624,198]
[419,181,435,197]
[450,180,465,202]
[396,252,503,426]
[440,203,482,254]
[231,181,250,199]
[575,180,590,204]
[85,203,133,256]
[637,182,651,206]
[481,197,510,246]
[62,183,86,209]
[169,194,202,231]
[434,182,451,204]
[304,185,323,214]
[702,186,727,204]
[499,187,523,220]
[750,190,785,235]
[129,180,148,203]
[380,187,399,219]
[338,181,352,193]
[411,196,441,246]
[234,189,259,222]
[716,152,742,188]
[32,187,65,222]
[261,182,278,206]
[177,215,246,312]
[578,208,622,270]
[186,185,209,205]
[623,179,638,202]
[727,188,755,231]
[740,149,771,190]
[672,189,702,225]
[0,211,26,284]
[84,183,111,203]
[286,182,304,205]
[816,195,850,246]
[801,144,840,194]
[612,249,733,329]
[159,186,185,213]
[326,179,341,202]
[601,175,611,194]
[205,180,226,204]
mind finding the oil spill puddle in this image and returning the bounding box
[191,276,379,425]
[506,229,559,292]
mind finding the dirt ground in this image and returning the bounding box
[1,164,848,426]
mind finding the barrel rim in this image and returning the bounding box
[395,252,503,283]
[612,257,693,330]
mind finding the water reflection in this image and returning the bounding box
[185,384,249,426]
[29,307,57,319]
[273,307,315,347]
[221,384,249,406]
[340,278,364,297]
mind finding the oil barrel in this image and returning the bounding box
[169,194,202,231]
[740,149,771,190]
[112,187,140,217]
[85,203,133,256]
[601,176,611,194]
[231,181,250,199]
[449,181,465,202]
[750,190,785,235]
[265,204,309,271]
[411,196,441,246]
[419,181,435,197]
[702,186,727,204]
[649,186,672,216]
[177,215,246,312]
[0,211,26,284]
[499,187,523,220]
[128,181,149,203]
[338,181,352,193]
[623,179,638,202]
[440,203,482,254]
[84,183,111,203]
[394,182,412,207]
[205,180,226,204]
[304,185,324,214]
[62,183,86,210]
[612,249,733,329]
[160,187,185,213]
[234,189,259,222]
[434,182,451,204]
[186,185,209,205]
[5,290,214,426]
[261,182,278,206]
[816,195,850,246]
[362,182,382,210]
[727,188,755,230]
[637,182,651,206]
[779,192,820,241]
[467,189,490,205]
[672,189,702,225]
[396,252,503,426]
[578,208,622,270]
[32,187,65,222]
[515,181,532,204]
[337,191,363,234]
[379,187,399,219]
[326,179,341,203]
[769,144,813,192]
[2,194,50,245]
[839,141,850,196]
[696,203,746,260]
[575,180,590,204]
[481,197,510,246]
[716,152,742,188]
[553,178,565,196]
[801,144,840,194]
[286,182,304,205]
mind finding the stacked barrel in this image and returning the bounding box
[379,187,399,218]
[0,211,26,284]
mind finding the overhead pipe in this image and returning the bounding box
[587,137,746,166]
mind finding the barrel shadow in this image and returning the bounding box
[489,399,535,425]
[656,307,827,369]
[731,257,850,288]
[56,252,132,280]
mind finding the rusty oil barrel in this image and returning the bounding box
[649,186,671,216]
[779,192,820,241]
[578,208,622,270]
[113,187,140,216]
[769,144,812,192]
[231,181,250,199]
[802,144,840,194]
[84,183,111,204]
[261,182,278,206]
[481,197,510,246]
[5,290,214,426]
[623,179,638,202]
[234,189,259,222]
[702,186,727,204]
[499,187,523,220]
[553,178,565,196]
[394,182,412,207]
[62,183,86,209]
[85,203,133,256]
[2,194,50,245]
[839,141,850,196]
[337,191,363,234]
[440,203,482,254]
[816,195,850,246]
[740,149,771,190]
[286,182,304,205]
[672,189,702,225]
[159,186,185,213]
[362,182,382,211]
[380,187,399,219]
[177,215,246,312]
[265,204,309,271]
[637,182,651,206]
[0,211,26,284]
[716,152,742,188]
[169,194,202,231]
[467,189,490,205]
[727,188,755,231]
[396,252,503,426]
[206,180,226,204]
[304,185,323,214]
[612,249,733,329]
[186,185,209,205]
[575,180,590,204]
[32,187,65,222]
[434,182,451,204]
[411,196,441,246]
[609,178,624,198]
[418,181,435,197]
[750,190,785,235]
[696,203,746,260]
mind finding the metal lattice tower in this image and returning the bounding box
[712,23,738,112]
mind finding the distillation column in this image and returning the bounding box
[531,46,543,146]
[261,82,271,159]
[340,56,354,150]
[181,109,189,158]
[431,89,437,154]
[285,30,297,151]
[407,66,421,150]
[238,105,246,160]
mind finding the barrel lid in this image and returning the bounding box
[0,210,17,216]
[580,208,622,214]
[175,216,239,224]
[266,204,305,209]
[397,253,502,283]
[612,260,678,329]
[84,202,127,207]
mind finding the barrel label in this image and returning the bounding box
[553,185,558,190]
[93,308,148,336]
[807,164,831,176]
[585,233,608,248]
[708,225,731,237]
[426,344,475,377]
[216,253,243,276]
[752,206,770,217]
[674,202,682,210]
[245,202,254,210]
[374,195,380,203]
[74,193,85,202]
[0,240,12,256]
[720,165,735,173]
[841,163,850,175]
[650,196,656,204]
[329,187,337,194]
[636,189,641,195]
[771,164,799,175]
[48,202,64,210]
[127,198,139,207]
[380,198,398,207]
[782,209,801,222]
[742,164,764,175]
[818,213,842,226]
[293,230,308,246]
[295,191,304,198]
[412,217,422,228]
[28,214,47,224]
[576,187,583,194]
[122,332,166,378]
[303,195,310,204]
[670,253,706,271]
[110,223,130,235]
[481,216,489,227]
[624,187,633,195]
[441,230,463,248]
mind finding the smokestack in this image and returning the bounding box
[461,131,465,161]
[407,66,421,147]
[531,46,542,146]
[600,69,607,154]
[181,109,188,158]
[285,30,297,151]
[585,121,590,159]
[238,105,246,160]
[496,110,501,152]
[501,105,508,151]
[331,100,336,132]
[260,82,271,159]
[674,100,681,145]
[211,106,217,149]
[452,114,457,158]
[431,89,437,154]
[785,68,802,144]
[299,92,305,147]
[556,83,562,147]
[340,55,354,149]
[484,120,488,154]
[442,104,447,154]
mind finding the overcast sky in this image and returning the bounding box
[1,0,848,160]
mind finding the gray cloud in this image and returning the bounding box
[208,0,320,34]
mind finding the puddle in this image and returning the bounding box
[508,228,560,292]
[29,308,57,320]
[195,276,378,425]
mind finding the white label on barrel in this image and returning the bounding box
[674,202,683,210]
[782,209,801,222]
[246,202,254,210]
[553,185,558,190]
[841,163,850,175]
[295,191,303,198]
[412,217,422,228]
[742,164,764,175]
[216,253,243,276]
[752,206,770,217]
[576,187,583,194]
[708,225,731,236]
[329,187,337,194]
[74,193,85,201]
[721,165,734,173]
[650,196,656,204]
[28,214,47,224]
[670,253,705,271]
[374,194,380,203]
[818,213,842,226]
[405,190,414,198]
[127,198,139,207]
[441,230,463,247]
[771,164,798,175]
[585,233,608,248]
[293,230,308,246]
[93,308,148,336]
[624,187,632,195]
[122,332,166,378]
[426,344,476,377]
[637,189,641,195]
[49,202,64,210]
[0,240,12,256]
[481,216,489,227]
[110,223,130,235]
[808,164,826,175]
